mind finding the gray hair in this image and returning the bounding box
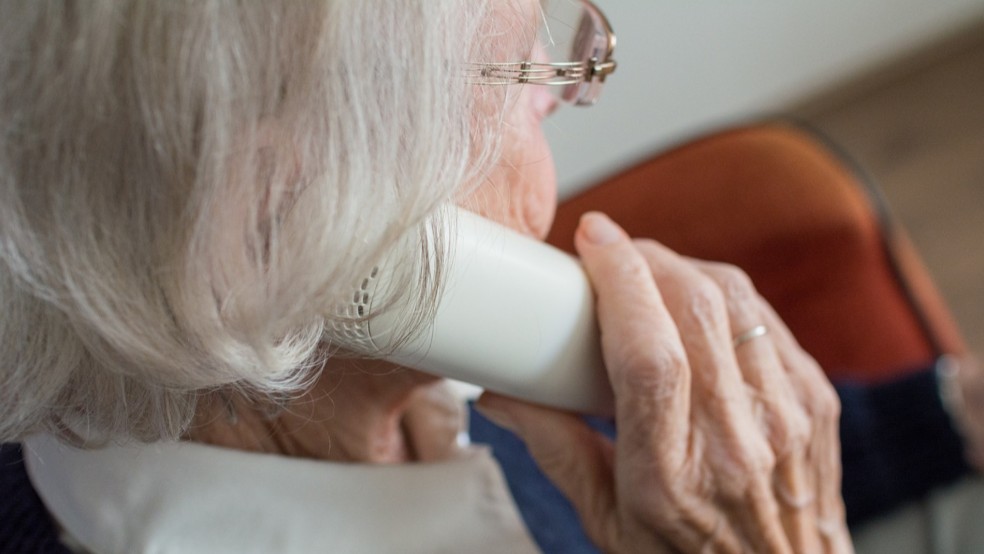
[0,0,530,444]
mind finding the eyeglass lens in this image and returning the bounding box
[539,0,610,105]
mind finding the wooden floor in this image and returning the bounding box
[794,20,984,357]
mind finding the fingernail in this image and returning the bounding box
[580,212,622,245]
[474,402,518,433]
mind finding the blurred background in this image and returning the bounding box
[549,0,984,356]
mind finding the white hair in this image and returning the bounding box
[0,0,533,444]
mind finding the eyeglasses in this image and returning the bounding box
[466,0,617,106]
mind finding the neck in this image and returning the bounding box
[185,359,456,463]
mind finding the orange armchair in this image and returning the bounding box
[547,121,967,384]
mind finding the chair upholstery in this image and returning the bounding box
[547,121,966,383]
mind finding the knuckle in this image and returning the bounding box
[784,408,813,452]
[715,435,776,499]
[815,382,842,421]
[683,276,727,327]
[790,352,842,422]
[767,397,813,455]
[713,263,756,298]
[614,339,688,394]
[736,434,777,476]
[748,440,777,475]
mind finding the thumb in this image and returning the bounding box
[475,392,619,548]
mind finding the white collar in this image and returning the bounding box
[23,434,540,554]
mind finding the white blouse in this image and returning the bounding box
[23,433,540,554]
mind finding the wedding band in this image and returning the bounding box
[732,324,769,348]
[774,482,816,510]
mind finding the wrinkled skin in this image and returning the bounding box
[476,213,853,553]
[188,362,463,463]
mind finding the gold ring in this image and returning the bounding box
[733,325,769,348]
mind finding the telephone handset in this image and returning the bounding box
[337,209,615,416]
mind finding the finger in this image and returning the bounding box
[759,303,853,551]
[631,240,791,553]
[757,302,833,413]
[774,451,823,552]
[691,260,819,552]
[573,213,690,461]
[474,392,627,551]
[574,214,746,552]
[689,260,811,455]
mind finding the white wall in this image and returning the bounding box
[549,0,984,198]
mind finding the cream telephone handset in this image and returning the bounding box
[338,209,615,416]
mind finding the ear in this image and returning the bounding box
[209,118,301,278]
[250,119,301,227]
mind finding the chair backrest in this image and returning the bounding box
[547,121,966,383]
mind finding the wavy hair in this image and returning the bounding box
[0,0,532,443]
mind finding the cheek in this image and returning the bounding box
[515,124,558,239]
[460,93,558,240]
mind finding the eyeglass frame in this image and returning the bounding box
[465,0,617,106]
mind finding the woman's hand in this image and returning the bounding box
[476,212,853,553]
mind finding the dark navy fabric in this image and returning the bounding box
[468,407,615,554]
[836,365,969,526]
[0,443,71,554]
[470,364,971,552]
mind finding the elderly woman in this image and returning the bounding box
[1,1,854,552]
